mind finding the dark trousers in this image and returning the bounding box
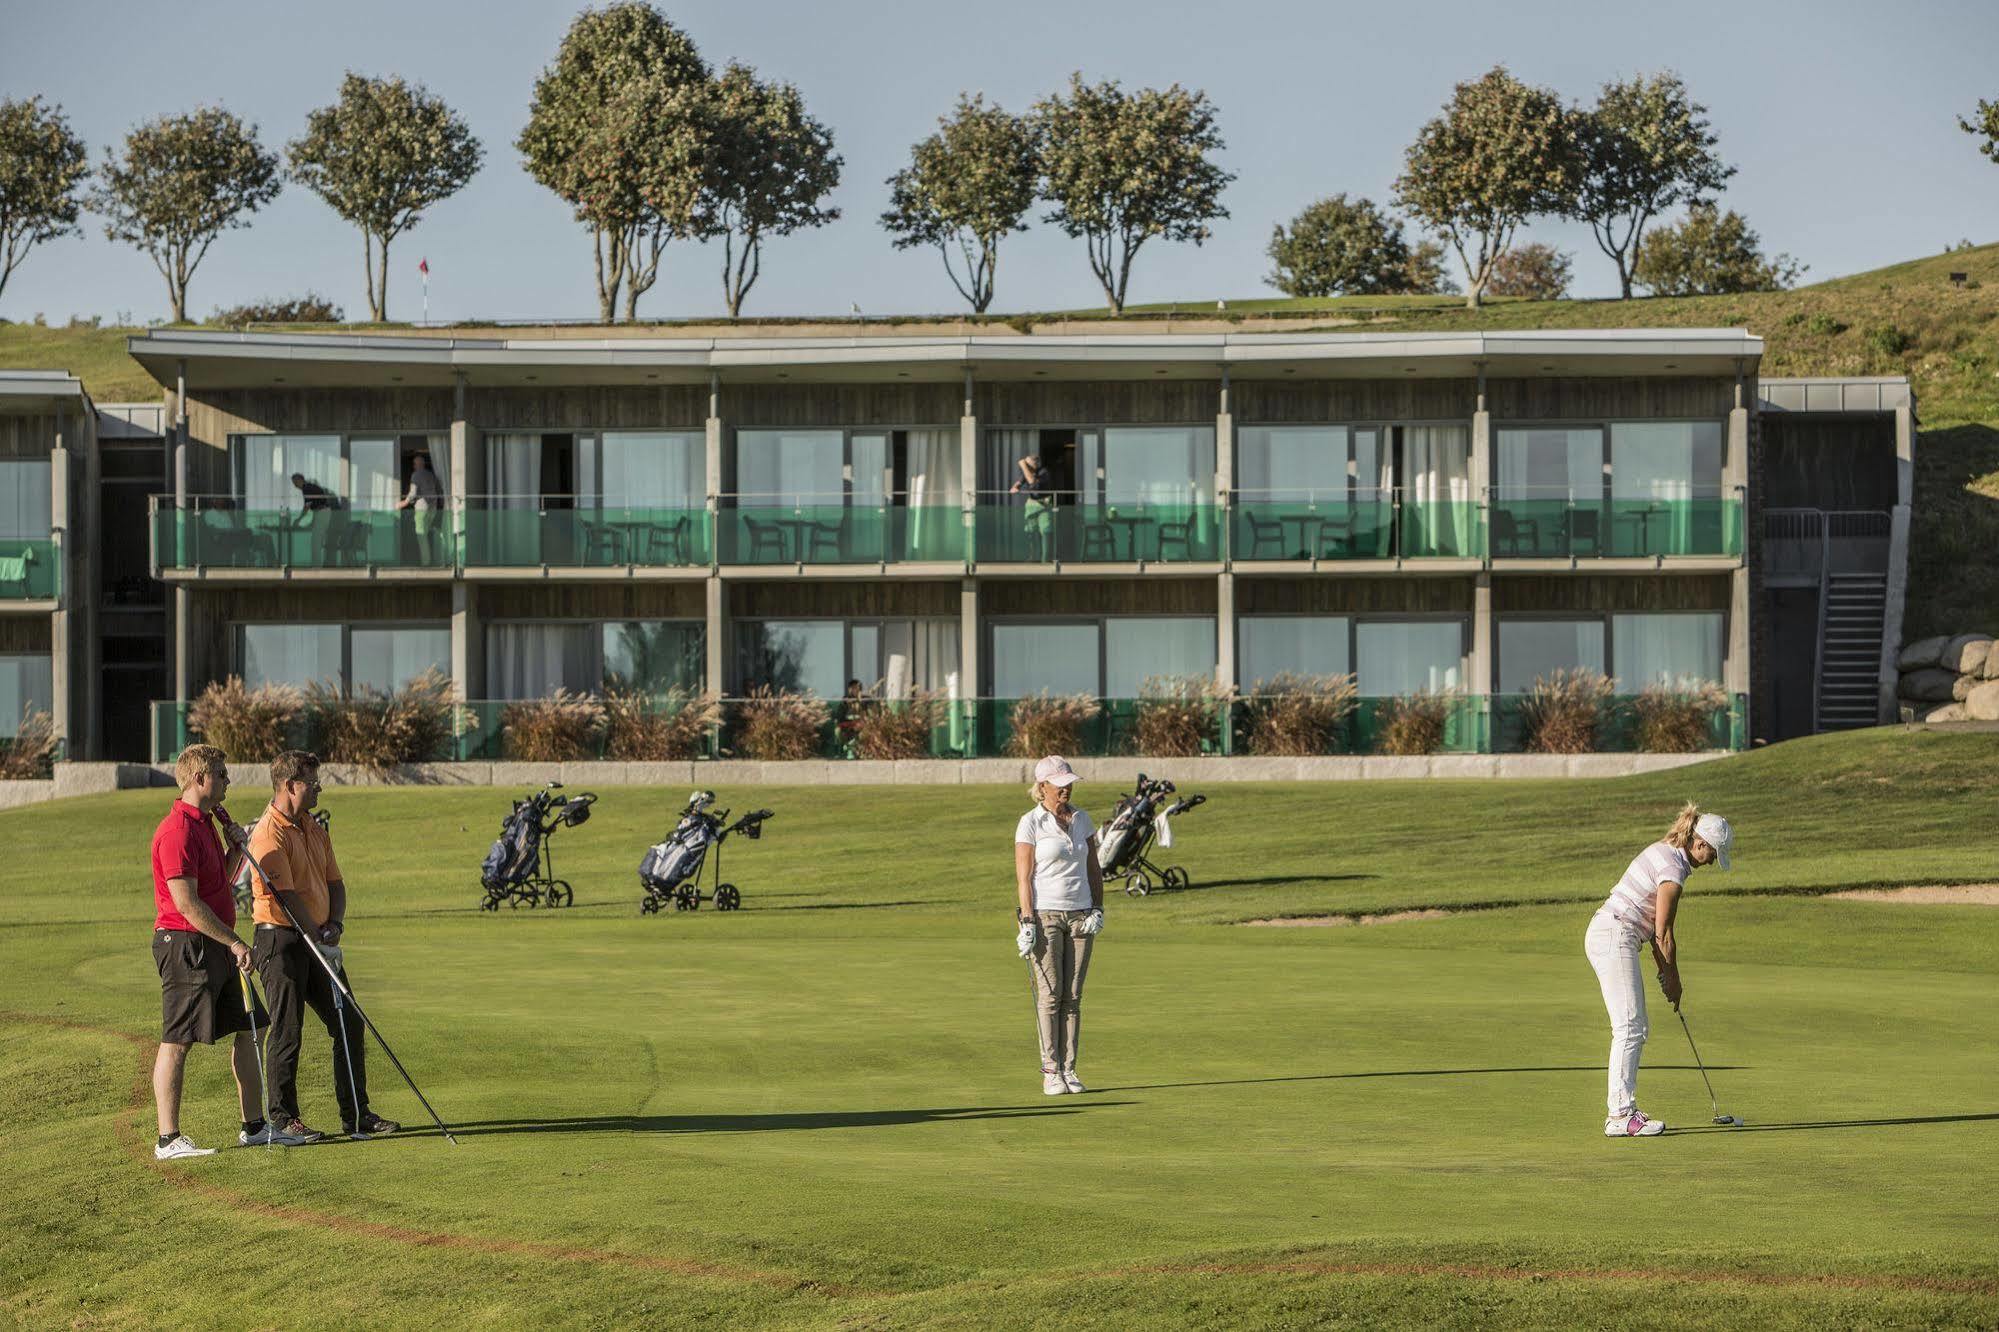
[253,925,369,1127]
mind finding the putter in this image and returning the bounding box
[1676,1009,1743,1126]
[225,809,459,1145]
[238,970,271,1151]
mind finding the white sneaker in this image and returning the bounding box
[1043,1071,1068,1095]
[154,1133,216,1160]
[1604,1111,1666,1137]
[238,1121,310,1147]
[1062,1071,1087,1094]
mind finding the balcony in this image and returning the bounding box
[973,494,1224,564]
[461,498,711,568]
[1229,493,1484,562]
[1488,493,1744,560]
[0,537,58,600]
[717,497,964,566]
[153,498,455,573]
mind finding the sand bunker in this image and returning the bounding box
[1242,909,1452,927]
[1822,884,1999,905]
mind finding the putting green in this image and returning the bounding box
[1,729,1995,1329]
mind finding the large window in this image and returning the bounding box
[735,430,845,504]
[990,623,1100,698]
[1610,423,1724,501]
[1497,620,1607,693]
[989,617,1216,697]
[0,460,52,537]
[351,626,452,694]
[604,622,705,694]
[1236,427,1382,501]
[240,623,448,694]
[981,426,1215,504]
[1496,427,1602,501]
[1355,620,1465,695]
[240,624,342,690]
[1238,616,1351,688]
[735,618,958,699]
[0,653,53,731]
[489,620,705,699]
[1105,617,1216,696]
[233,434,447,510]
[1494,612,1723,692]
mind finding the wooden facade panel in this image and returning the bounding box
[486,583,705,619]
[724,383,960,428]
[729,580,958,618]
[182,389,455,489]
[982,578,1217,616]
[466,386,707,431]
[1233,379,1475,423]
[1237,576,1474,614]
[1492,574,1730,613]
[1485,376,1733,421]
[211,587,454,622]
[0,617,52,651]
[976,381,1223,426]
[0,413,61,457]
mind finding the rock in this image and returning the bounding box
[1897,635,1948,670]
[1966,680,1999,722]
[1954,673,1978,701]
[1923,703,1968,723]
[1942,634,1994,673]
[1985,647,1999,680]
[1898,668,1959,702]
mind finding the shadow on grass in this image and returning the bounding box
[384,1101,1136,1141]
[1156,874,1380,893]
[1096,1066,1741,1093]
[1671,1112,1999,1135]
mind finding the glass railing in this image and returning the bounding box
[718,500,965,565]
[461,500,711,567]
[1490,691,1746,753]
[1488,494,1744,559]
[0,537,59,598]
[1229,493,1484,560]
[974,495,1224,563]
[714,696,975,759]
[153,498,456,571]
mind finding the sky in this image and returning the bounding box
[2,0,1995,324]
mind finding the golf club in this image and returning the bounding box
[223,808,459,1145]
[238,970,271,1152]
[326,946,363,1138]
[1676,1008,1743,1126]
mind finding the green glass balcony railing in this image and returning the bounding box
[1230,496,1484,560]
[974,498,1224,563]
[715,696,975,759]
[154,503,456,570]
[1488,497,1744,559]
[718,503,965,565]
[0,537,59,598]
[461,504,711,567]
[1490,691,1745,753]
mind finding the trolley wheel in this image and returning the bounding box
[1125,871,1151,897]
[640,896,659,916]
[509,889,531,909]
[714,884,741,911]
[1162,866,1188,890]
[675,885,699,911]
[479,896,500,913]
[545,882,573,908]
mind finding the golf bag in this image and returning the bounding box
[1097,773,1207,896]
[478,782,598,911]
[638,790,773,914]
[232,808,331,913]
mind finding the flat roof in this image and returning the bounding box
[128,328,1764,390]
[0,370,87,413]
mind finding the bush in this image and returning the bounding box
[1519,669,1616,754]
[733,687,829,760]
[500,690,606,762]
[1487,242,1572,299]
[1805,312,1846,336]
[1132,675,1230,758]
[304,668,463,774]
[0,710,58,779]
[1004,693,1102,759]
[1865,324,1912,357]
[1631,679,1731,753]
[852,689,944,760]
[188,677,305,762]
[1374,689,1456,756]
[209,293,344,325]
[1243,673,1360,756]
[1634,203,1804,295]
[604,687,721,761]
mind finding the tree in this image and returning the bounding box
[517,2,711,322]
[1264,194,1413,297]
[1487,242,1572,299]
[1960,98,1999,164]
[91,107,282,323]
[1033,74,1233,313]
[1402,240,1460,296]
[1393,66,1579,308]
[698,63,841,319]
[0,97,89,308]
[288,73,483,322]
[880,94,1038,314]
[1633,203,1804,295]
[1572,73,1733,299]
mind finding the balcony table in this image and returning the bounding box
[1101,513,1157,561]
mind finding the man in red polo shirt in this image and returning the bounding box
[149,743,275,1159]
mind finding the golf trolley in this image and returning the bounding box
[1097,773,1207,896]
[479,781,598,911]
[232,808,331,913]
[638,791,774,914]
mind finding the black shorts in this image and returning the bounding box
[153,929,266,1045]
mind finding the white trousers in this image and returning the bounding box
[1584,911,1648,1120]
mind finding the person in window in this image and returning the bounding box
[1008,455,1054,560]
[1013,756,1104,1095]
[289,473,345,565]
[395,452,444,565]
[836,678,869,757]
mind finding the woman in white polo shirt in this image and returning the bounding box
[1014,755,1105,1095]
[1584,802,1733,1137]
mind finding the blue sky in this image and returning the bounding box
[2,0,1994,323]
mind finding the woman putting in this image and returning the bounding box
[1014,756,1104,1095]
[1585,802,1733,1137]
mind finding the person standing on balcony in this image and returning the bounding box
[1583,803,1733,1138]
[396,452,444,565]
[289,472,345,565]
[1009,455,1053,561]
[1014,755,1105,1095]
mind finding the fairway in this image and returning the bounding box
[3,730,1996,1329]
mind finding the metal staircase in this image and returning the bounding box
[1816,572,1887,731]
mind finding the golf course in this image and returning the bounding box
[2,727,1995,1329]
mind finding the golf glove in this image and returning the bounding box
[1080,908,1105,937]
[1015,919,1038,958]
[321,942,345,972]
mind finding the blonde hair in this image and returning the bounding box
[173,744,227,790]
[1664,801,1701,852]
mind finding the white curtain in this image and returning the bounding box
[578,432,703,511]
[237,435,340,511]
[0,461,51,537]
[485,434,542,507]
[1238,427,1343,501]
[736,430,842,503]
[881,617,961,699]
[1102,427,1215,506]
[1404,425,1473,555]
[240,624,342,690]
[983,429,1040,497]
[1611,613,1723,690]
[486,623,596,699]
[347,438,401,512]
[1105,616,1217,695]
[904,429,961,555]
[1239,616,1350,689]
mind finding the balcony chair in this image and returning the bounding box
[1313,511,1359,559]
[327,520,373,568]
[1560,508,1602,557]
[1240,512,1286,559]
[639,515,693,564]
[1155,518,1196,561]
[1491,508,1541,557]
[1081,522,1118,561]
[742,515,787,561]
[805,520,844,562]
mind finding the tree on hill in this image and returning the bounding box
[1394,67,1580,308]
[0,96,89,308]
[1402,240,1460,296]
[1033,74,1233,313]
[517,2,710,322]
[1571,72,1733,299]
[1264,194,1414,297]
[1960,98,1999,164]
[288,74,483,323]
[91,107,282,323]
[881,94,1039,314]
[698,63,841,319]
[1487,242,1572,299]
[1634,203,1804,295]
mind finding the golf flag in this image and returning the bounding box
[419,257,430,323]
[418,257,429,277]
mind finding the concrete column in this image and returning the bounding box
[960,369,978,562]
[172,362,190,707]
[1726,565,1751,697]
[959,577,980,700]
[449,374,475,559]
[1877,398,1916,722]
[49,435,70,749]
[1470,572,1493,694]
[1729,371,1756,735]
[705,575,727,695]
[706,372,725,562]
[1215,571,1236,690]
[451,583,483,701]
[1470,367,1491,554]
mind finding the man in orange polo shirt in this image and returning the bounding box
[248,749,399,1142]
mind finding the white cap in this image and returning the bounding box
[1694,813,1733,870]
[1033,755,1079,787]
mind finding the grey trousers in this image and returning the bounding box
[1028,908,1095,1072]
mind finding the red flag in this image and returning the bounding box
[418,257,430,277]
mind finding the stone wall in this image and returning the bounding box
[1896,631,1999,722]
